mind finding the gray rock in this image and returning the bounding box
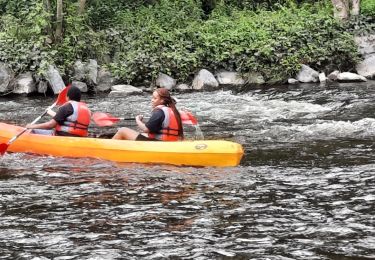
[0,63,14,93]
[176,83,191,91]
[356,54,375,79]
[319,72,327,83]
[216,71,245,85]
[296,64,319,83]
[72,81,88,92]
[13,72,36,94]
[73,60,86,81]
[192,69,219,90]
[37,81,48,94]
[327,70,340,81]
[288,78,299,84]
[244,72,265,84]
[87,59,98,85]
[45,65,65,94]
[109,85,143,97]
[155,73,176,90]
[337,72,367,82]
[95,68,114,92]
[355,35,375,56]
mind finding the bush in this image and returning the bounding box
[361,0,375,16]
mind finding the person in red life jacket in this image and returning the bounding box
[112,87,184,141]
[26,86,91,137]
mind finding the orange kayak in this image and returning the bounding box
[0,123,244,167]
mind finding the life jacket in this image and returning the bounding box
[148,105,181,141]
[55,101,91,137]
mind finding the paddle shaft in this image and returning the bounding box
[6,102,57,146]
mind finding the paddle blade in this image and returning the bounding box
[92,112,121,127]
[0,143,9,156]
[56,84,71,106]
[180,111,198,125]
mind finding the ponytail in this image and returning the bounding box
[156,88,184,140]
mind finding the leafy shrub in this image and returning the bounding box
[361,0,375,16]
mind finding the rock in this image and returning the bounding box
[288,78,299,84]
[109,85,143,97]
[296,64,319,83]
[87,59,98,85]
[355,35,375,56]
[216,71,245,85]
[95,68,114,92]
[72,81,88,93]
[0,63,14,93]
[37,81,48,94]
[45,65,65,94]
[13,72,36,94]
[244,72,265,84]
[192,69,219,90]
[356,54,375,79]
[176,83,191,91]
[155,73,176,90]
[319,72,327,83]
[327,70,340,81]
[337,72,367,82]
[73,60,86,81]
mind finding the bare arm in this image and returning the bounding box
[136,115,150,133]
[26,119,57,130]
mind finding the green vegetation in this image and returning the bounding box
[361,0,375,16]
[0,0,372,85]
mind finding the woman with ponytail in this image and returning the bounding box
[112,88,184,141]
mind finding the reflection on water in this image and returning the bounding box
[1,82,375,259]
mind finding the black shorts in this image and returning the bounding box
[135,134,158,141]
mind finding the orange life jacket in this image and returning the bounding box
[148,105,181,141]
[55,101,91,137]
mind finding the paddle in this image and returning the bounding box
[92,110,198,127]
[0,85,70,156]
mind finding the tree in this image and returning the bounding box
[55,0,63,42]
[78,0,86,14]
[331,0,361,20]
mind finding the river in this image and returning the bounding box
[1,81,375,259]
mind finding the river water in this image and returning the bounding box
[0,82,375,259]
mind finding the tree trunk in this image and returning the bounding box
[351,0,360,16]
[331,0,349,20]
[55,0,63,42]
[43,0,53,43]
[78,0,86,15]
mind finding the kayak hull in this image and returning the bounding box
[0,123,244,167]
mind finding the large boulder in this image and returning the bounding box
[296,64,319,83]
[45,65,65,94]
[95,68,115,92]
[13,72,36,94]
[356,54,375,79]
[87,59,98,85]
[192,69,219,90]
[355,34,375,79]
[337,72,367,82]
[216,71,245,85]
[0,63,14,93]
[155,73,176,90]
[72,81,88,93]
[108,85,143,97]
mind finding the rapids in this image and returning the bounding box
[1,81,375,259]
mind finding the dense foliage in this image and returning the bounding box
[0,0,372,85]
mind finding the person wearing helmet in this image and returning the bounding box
[26,86,91,137]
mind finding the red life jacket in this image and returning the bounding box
[55,101,91,137]
[148,105,181,141]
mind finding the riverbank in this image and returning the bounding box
[0,1,374,96]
